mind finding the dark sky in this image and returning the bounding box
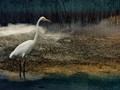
[0,0,120,13]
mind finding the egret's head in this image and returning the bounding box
[40,16,51,22]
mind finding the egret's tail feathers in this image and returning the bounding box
[9,52,14,59]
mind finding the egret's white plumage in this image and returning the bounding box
[9,40,34,58]
[9,16,50,59]
[9,16,51,79]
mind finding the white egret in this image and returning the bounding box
[9,16,51,79]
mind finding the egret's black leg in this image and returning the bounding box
[19,60,22,79]
[23,59,26,80]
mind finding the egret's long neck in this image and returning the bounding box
[33,18,41,43]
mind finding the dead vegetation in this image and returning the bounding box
[1,15,120,79]
[0,31,120,77]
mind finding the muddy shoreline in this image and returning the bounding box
[0,59,120,80]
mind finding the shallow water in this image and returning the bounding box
[0,73,120,90]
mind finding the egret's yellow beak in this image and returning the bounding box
[44,18,51,22]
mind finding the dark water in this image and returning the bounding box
[0,73,120,90]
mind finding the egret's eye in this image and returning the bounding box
[43,18,46,21]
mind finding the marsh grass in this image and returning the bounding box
[0,30,120,76]
[1,15,120,75]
